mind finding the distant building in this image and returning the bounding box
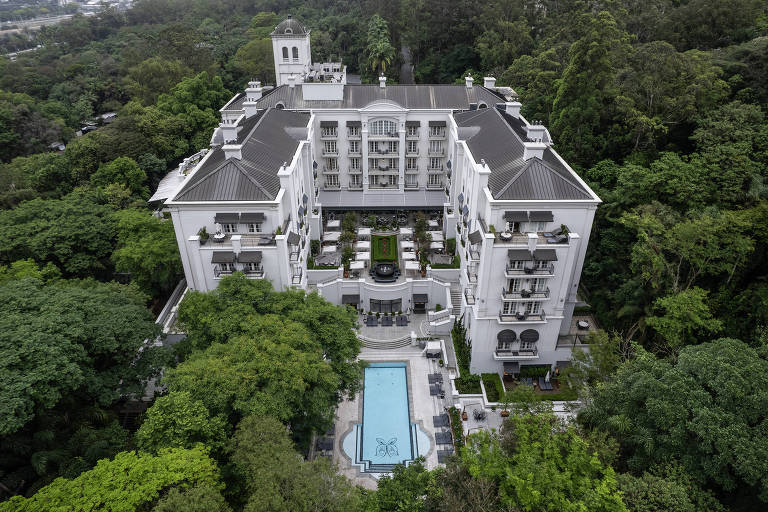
[153,17,601,376]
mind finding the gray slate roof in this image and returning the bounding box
[454,108,592,201]
[173,109,310,202]
[230,84,506,110]
[272,17,307,35]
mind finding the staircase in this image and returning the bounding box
[450,285,462,316]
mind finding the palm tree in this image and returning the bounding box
[366,15,396,75]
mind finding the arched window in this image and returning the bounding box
[275,102,285,110]
[292,47,299,61]
[370,120,397,136]
[282,47,288,61]
[478,103,488,109]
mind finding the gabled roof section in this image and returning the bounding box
[454,108,594,201]
[173,108,310,202]
[228,84,506,110]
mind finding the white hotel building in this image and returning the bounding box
[152,17,601,376]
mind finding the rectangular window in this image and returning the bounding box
[324,141,337,154]
[349,140,360,154]
[508,260,524,270]
[326,158,338,170]
[348,126,360,137]
[368,141,377,153]
[406,174,417,186]
[535,259,551,271]
[321,126,337,137]
[387,141,398,153]
[370,120,397,136]
[407,140,418,153]
[524,301,541,315]
[388,175,398,186]
[429,140,443,154]
[369,158,382,170]
[407,125,418,137]
[428,174,441,186]
[429,126,444,137]
[326,175,339,186]
[388,158,398,169]
[526,221,547,232]
[350,174,361,185]
[222,223,237,233]
[244,262,261,272]
[509,279,521,292]
[407,158,417,170]
[520,338,536,351]
[502,301,514,315]
[532,278,547,292]
[505,221,522,232]
[350,157,360,170]
[429,157,442,170]
[247,223,262,233]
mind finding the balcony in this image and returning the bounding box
[320,131,338,140]
[466,268,478,283]
[505,263,555,278]
[348,182,363,190]
[322,166,339,174]
[213,268,234,278]
[369,182,398,189]
[426,182,443,190]
[493,348,539,360]
[427,167,443,173]
[404,181,418,189]
[406,130,419,139]
[498,311,547,323]
[347,130,361,140]
[244,268,265,279]
[501,288,550,300]
[406,147,419,156]
[322,148,338,156]
[369,131,399,139]
[292,270,303,285]
[348,167,362,174]
[469,248,481,260]
[428,147,445,156]
[464,288,476,305]
[348,148,361,156]
[405,167,419,174]
[428,130,445,139]
[493,231,570,246]
[324,181,340,190]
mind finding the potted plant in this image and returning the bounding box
[521,289,531,298]
[198,227,209,245]
[438,359,444,367]
[461,409,468,421]
[500,390,513,417]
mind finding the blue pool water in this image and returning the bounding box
[361,362,414,468]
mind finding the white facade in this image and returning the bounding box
[158,18,601,377]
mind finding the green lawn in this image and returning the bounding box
[372,234,397,261]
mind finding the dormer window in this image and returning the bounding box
[285,28,292,34]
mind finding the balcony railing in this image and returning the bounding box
[324,181,340,190]
[501,288,550,300]
[349,182,363,189]
[347,130,361,139]
[348,167,362,174]
[427,167,443,173]
[505,263,555,277]
[369,131,399,139]
[322,148,338,156]
[320,131,337,139]
[369,182,398,189]
[469,248,481,260]
[428,148,445,156]
[213,268,234,278]
[466,268,478,283]
[494,348,539,359]
[406,130,419,139]
[426,182,443,190]
[244,268,265,279]
[292,270,303,285]
[498,311,547,323]
[405,167,419,174]
[464,288,476,305]
[322,166,339,174]
[348,148,361,155]
[429,130,445,139]
[406,147,419,156]
[404,181,418,189]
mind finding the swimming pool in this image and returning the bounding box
[341,361,428,473]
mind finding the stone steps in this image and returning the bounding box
[449,285,462,316]
[359,335,412,350]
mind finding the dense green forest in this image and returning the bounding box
[1,0,767,510]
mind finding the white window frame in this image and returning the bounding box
[324,140,337,153]
[406,174,417,186]
[247,223,262,233]
[388,175,398,186]
[350,174,361,185]
[428,173,441,186]
[326,174,339,186]
[348,126,360,137]
[327,157,338,170]
[371,120,397,136]
[407,125,418,137]
[321,126,337,137]
[349,140,359,154]
[429,157,442,170]
[407,157,417,170]
[222,223,237,233]
[350,157,360,170]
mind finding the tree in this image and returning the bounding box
[564,330,629,390]
[365,15,396,76]
[580,339,768,505]
[230,416,362,512]
[0,447,223,512]
[90,156,148,197]
[0,258,60,284]
[0,278,164,435]
[550,11,629,167]
[231,39,275,85]
[152,485,232,512]
[645,287,722,351]
[111,209,182,296]
[124,56,194,105]
[460,413,627,511]
[136,392,228,454]
[367,458,433,511]
[0,190,116,276]
[617,468,726,512]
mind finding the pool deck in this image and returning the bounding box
[334,345,450,489]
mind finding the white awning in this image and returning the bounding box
[426,340,441,354]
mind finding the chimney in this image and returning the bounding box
[223,143,242,160]
[527,123,547,142]
[379,75,387,88]
[465,75,474,88]
[523,141,547,160]
[287,75,296,88]
[245,80,262,102]
[483,76,496,89]
[505,101,521,118]
[219,122,238,143]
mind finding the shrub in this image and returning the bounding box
[481,373,503,402]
